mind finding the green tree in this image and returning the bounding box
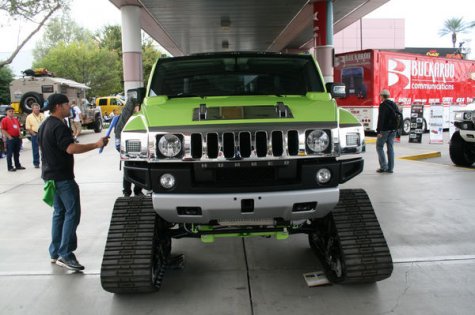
[96,25,122,56]
[142,41,162,80]
[0,66,14,103]
[33,41,122,97]
[439,17,475,48]
[33,15,93,60]
[96,25,124,79]
[0,0,67,68]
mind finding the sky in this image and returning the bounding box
[1,0,474,76]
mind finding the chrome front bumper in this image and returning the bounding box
[152,187,339,223]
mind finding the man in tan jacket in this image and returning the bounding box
[25,103,45,168]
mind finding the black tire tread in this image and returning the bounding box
[449,131,474,167]
[100,196,161,293]
[331,189,393,283]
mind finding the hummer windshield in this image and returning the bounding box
[149,53,325,98]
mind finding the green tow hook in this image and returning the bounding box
[199,228,289,243]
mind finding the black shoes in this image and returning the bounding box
[376,168,393,173]
[56,257,85,271]
[124,191,144,197]
[35,165,40,169]
[9,166,25,171]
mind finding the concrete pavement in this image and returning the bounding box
[0,130,474,315]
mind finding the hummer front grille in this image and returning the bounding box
[188,130,300,159]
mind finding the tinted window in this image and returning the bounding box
[150,54,324,98]
[98,99,107,106]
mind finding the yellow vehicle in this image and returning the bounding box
[95,96,125,117]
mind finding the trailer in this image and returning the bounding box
[334,49,475,133]
[9,69,103,132]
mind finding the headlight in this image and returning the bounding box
[454,112,464,121]
[306,130,329,153]
[158,134,182,157]
[464,112,473,120]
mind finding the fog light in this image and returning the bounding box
[316,168,331,184]
[160,173,176,189]
[346,133,360,146]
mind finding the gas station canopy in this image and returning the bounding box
[109,0,389,56]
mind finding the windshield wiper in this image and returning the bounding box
[167,93,204,99]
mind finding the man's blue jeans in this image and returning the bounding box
[376,130,396,172]
[31,134,40,166]
[49,180,81,260]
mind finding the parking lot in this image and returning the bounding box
[0,130,474,315]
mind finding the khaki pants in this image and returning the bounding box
[71,121,82,135]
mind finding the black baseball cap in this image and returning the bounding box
[47,93,69,110]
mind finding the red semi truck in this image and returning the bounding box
[334,49,475,133]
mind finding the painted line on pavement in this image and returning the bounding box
[398,151,441,160]
[365,137,376,144]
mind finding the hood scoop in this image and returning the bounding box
[193,102,293,121]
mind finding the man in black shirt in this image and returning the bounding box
[38,93,109,271]
[376,89,399,173]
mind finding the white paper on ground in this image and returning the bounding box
[303,271,331,287]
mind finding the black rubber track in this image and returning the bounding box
[101,196,168,293]
[312,189,393,284]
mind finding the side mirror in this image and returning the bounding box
[326,82,346,99]
[127,87,146,105]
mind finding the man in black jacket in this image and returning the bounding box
[376,89,399,173]
[39,93,109,271]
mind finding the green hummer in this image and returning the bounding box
[100,52,393,293]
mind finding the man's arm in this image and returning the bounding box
[114,98,136,139]
[1,129,11,139]
[25,116,35,135]
[66,137,109,154]
[1,121,12,139]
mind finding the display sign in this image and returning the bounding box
[429,104,444,144]
[409,104,424,143]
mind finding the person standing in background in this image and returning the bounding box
[70,100,82,143]
[1,106,25,172]
[376,89,400,174]
[25,103,45,168]
[115,99,143,197]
